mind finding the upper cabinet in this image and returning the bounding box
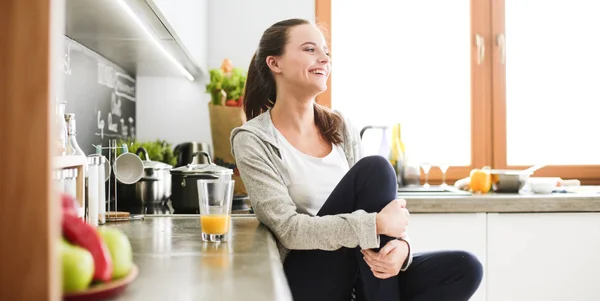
[65,0,206,81]
[151,0,208,74]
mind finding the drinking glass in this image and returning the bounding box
[420,162,432,188]
[438,163,450,187]
[197,179,235,243]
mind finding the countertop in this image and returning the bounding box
[104,216,291,301]
[100,192,600,300]
[402,192,600,213]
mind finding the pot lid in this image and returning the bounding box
[170,163,233,176]
[143,160,172,170]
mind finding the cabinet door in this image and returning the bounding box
[153,0,208,71]
[487,213,600,301]
[409,213,487,301]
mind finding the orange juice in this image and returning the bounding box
[200,214,230,235]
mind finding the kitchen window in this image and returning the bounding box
[316,0,600,184]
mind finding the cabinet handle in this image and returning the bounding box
[496,33,506,65]
[475,34,485,65]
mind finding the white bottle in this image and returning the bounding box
[87,156,100,226]
[65,113,86,157]
[97,156,106,225]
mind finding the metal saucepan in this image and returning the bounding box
[169,151,233,214]
[134,147,173,204]
[490,164,545,193]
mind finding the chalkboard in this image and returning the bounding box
[59,37,136,155]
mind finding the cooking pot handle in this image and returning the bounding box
[191,151,213,165]
[180,174,219,187]
[135,147,150,161]
[360,125,388,140]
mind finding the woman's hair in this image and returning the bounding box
[243,18,343,145]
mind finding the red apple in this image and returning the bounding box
[61,193,79,217]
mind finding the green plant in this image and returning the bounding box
[205,64,246,105]
[222,67,246,100]
[118,139,177,166]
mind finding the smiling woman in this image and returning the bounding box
[230,18,483,301]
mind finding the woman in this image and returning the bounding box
[230,18,483,301]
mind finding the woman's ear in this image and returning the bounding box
[266,56,282,74]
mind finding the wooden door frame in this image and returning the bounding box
[315,0,332,108]
[0,0,59,300]
[315,0,493,184]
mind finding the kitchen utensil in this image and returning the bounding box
[489,165,545,193]
[528,178,557,194]
[523,164,545,174]
[438,162,450,187]
[169,151,233,214]
[420,162,432,188]
[114,148,144,185]
[359,125,411,185]
[174,142,212,167]
[93,146,112,181]
[134,147,173,204]
[135,177,162,205]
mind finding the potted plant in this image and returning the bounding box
[205,58,246,107]
[205,59,248,194]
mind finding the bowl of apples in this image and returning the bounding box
[60,194,139,300]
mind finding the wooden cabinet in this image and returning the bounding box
[409,213,487,301]
[486,213,600,301]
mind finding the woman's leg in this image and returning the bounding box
[283,155,401,301]
[397,250,484,301]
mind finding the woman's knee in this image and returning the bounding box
[354,156,397,180]
[351,156,398,210]
[454,251,484,290]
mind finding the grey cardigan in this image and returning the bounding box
[230,109,413,271]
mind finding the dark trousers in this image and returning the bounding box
[283,156,483,301]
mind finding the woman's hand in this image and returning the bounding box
[376,199,410,238]
[361,239,409,279]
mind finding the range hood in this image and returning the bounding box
[65,0,203,80]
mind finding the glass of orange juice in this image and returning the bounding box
[197,179,234,242]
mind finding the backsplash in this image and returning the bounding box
[58,37,136,155]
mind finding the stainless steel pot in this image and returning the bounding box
[135,147,173,204]
[135,177,161,204]
[169,151,233,213]
[174,142,212,167]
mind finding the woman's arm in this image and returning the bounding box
[343,114,414,271]
[232,131,380,251]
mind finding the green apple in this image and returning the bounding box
[97,227,133,279]
[61,238,94,293]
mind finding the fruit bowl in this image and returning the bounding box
[63,264,139,301]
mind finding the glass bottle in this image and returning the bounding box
[64,113,86,156]
[56,100,68,155]
[389,124,407,186]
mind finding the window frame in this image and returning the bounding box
[490,0,600,184]
[316,0,492,184]
[317,0,600,185]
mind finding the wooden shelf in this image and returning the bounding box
[53,155,87,218]
[53,155,87,169]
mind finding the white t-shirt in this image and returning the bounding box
[276,130,350,216]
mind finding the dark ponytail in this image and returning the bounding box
[243,52,277,121]
[243,18,343,145]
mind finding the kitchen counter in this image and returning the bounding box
[105,216,291,301]
[402,192,600,213]
[101,195,600,301]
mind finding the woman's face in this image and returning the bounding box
[268,24,331,96]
